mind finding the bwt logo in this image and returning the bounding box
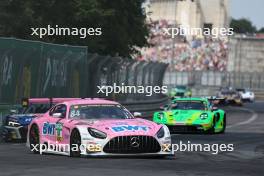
[111,125,148,132]
[43,122,56,135]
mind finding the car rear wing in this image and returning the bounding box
[203,96,225,104]
[21,98,54,108]
[204,96,225,101]
[21,97,103,108]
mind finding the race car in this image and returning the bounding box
[216,87,243,106]
[236,88,255,102]
[2,98,79,142]
[153,97,226,134]
[27,99,171,157]
[169,86,192,98]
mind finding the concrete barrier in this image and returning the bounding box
[0,112,2,126]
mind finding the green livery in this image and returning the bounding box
[153,97,226,134]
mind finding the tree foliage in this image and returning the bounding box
[230,18,257,34]
[258,27,264,33]
[0,0,149,57]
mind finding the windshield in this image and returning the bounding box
[176,86,186,90]
[22,103,52,114]
[171,101,206,110]
[69,104,133,120]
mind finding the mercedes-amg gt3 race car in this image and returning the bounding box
[153,97,226,134]
[27,99,171,157]
[2,98,79,142]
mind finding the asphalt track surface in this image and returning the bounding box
[0,102,264,176]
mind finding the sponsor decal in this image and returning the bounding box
[111,125,148,132]
[43,122,63,141]
[56,123,63,141]
[43,122,56,135]
[24,118,32,122]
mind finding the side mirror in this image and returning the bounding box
[52,112,63,118]
[133,112,142,117]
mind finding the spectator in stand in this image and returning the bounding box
[136,19,229,72]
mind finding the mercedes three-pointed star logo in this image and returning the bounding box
[130,137,140,148]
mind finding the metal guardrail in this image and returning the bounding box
[0,37,168,104]
[0,113,3,127]
[123,95,169,118]
[0,104,9,142]
[164,71,264,90]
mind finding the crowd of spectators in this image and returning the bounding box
[136,19,229,71]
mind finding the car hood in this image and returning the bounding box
[164,110,208,124]
[7,113,43,126]
[72,118,161,137]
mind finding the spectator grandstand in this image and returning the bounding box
[136,19,228,72]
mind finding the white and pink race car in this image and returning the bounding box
[27,99,172,157]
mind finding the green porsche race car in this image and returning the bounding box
[153,97,226,134]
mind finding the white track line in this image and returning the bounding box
[227,107,258,129]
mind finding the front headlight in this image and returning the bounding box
[8,121,21,127]
[6,118,21,127]
[200,113,208,120]
[156,127,165,138]
[88,128,107,139]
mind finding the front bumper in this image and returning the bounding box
[80,135,172,156]
[241,97,254,101]
[166,124,211,134]
[2,125,28,141]
[81,151,172,157]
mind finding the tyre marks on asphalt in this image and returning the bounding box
[227,107,258,129]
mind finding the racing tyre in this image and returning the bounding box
[208,117,216,134]
[1,128,11,142]
[29,124,40,154]
[70,129,81,157]
[219,115,226,134]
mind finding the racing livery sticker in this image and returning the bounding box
[55,123,63,141]
[43,122,63,141]
[43,122,56,135]
[111,125,148,132]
